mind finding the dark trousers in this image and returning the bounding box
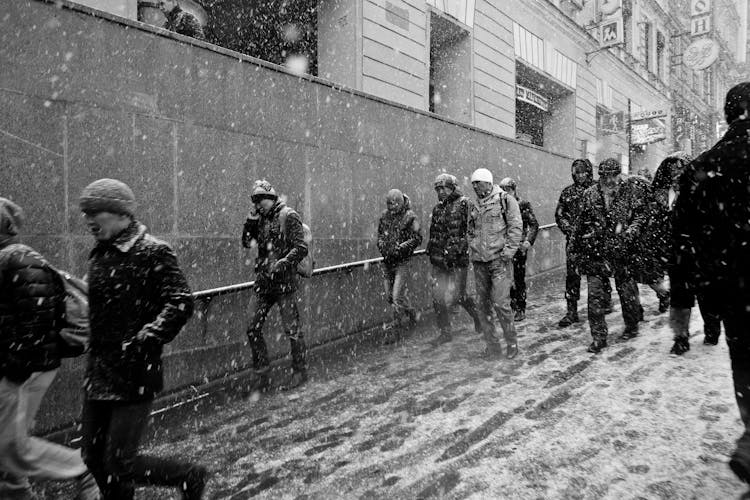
[669,272,722,339]
[247,291,306,372]
[510,251,527,313]
[725,304,750,456]
[81,399,203,500]
[587,266,639,342]
[565,244,611,303]
[431,265,481,334]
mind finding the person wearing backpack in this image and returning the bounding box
[78,179,207,499]
[469,168,523,359]
[0,197,100,500]
[242,180,309,392]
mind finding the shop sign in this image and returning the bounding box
[631,118,667,145]
[597,108,625,135]
[691,14,712,37]
[684,38,720,70]
[516,85,549,112]
[600,17,623,48]
[631,109,667,121]
[690,0,711,16]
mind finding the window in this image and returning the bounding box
[656,31,665,80]
[429,11,472,122]
[642,21,652,71]
[513,22,545,71]
[426,0,475,27]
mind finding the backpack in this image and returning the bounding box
[278,206,314,278]
[0,244,89,355]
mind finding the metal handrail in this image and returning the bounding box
[192,224,560,300]
[192,249,428,300]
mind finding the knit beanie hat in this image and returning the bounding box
[251,179,277,202]
[434,173,457,189]
[598,158,622,176]
[725,82,750,124]
[0,197,24,236]
[470,168,493,184]
[79,178,136,216]
[571,158,593,174]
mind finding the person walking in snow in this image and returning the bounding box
[571,158,650,353]
[427,174,482,346]
[242,180,310,391]
[498,177,539,322]
[0,198,99,500]
[555,159,612,328]
[78,179,207,499]
[377,189,422,344]
[653,153,722,355]
[469,168,523,359]
[669,82,750,484]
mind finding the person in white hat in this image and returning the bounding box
[468,168,523,359]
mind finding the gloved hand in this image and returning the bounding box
[271,258,290,274]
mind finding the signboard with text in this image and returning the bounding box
[684,38,720,70]
[516,85,549,112]
[690,0,711,16]
[631,116,667,145]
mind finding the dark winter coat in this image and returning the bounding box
[672,119,750,304]
[85,221,194,401]
[570,176,650,277]
[555,179,594,239]
[377,195,422,267]
[633,183,671,284]
[164,6,205,40]
[0,241,63,382]
[518,198,539,246]
[427,191,473,269]
[242,201,308,295]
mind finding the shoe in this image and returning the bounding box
[506,343,519,359]
[181,465,208,500]
[619,328,639,341]
[704,334,719,346]
[75,471,100,500]
[480,343,504,359]
[731,450,750,483]
[514,310,525,322]
[587,340,607,353]
[669,338,690,355]
[430,332,452,347]
[558,312,579,328]
[279,369,308,391]
[658,292,670,313]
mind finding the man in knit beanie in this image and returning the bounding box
[671,82,750,484]
[78,179,208,499]
[242,179,310,392]
[0,198,100,500]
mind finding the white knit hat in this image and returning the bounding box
[470,168,493,184]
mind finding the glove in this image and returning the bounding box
[272,258,290,274]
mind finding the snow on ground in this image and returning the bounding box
[36,279,750,499]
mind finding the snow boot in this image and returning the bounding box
[704,322,720,345]
[506,343,519,359]
[670,338,690,355]
[619,326,639,341]
[558,299,579,327]
[587,339,607,354]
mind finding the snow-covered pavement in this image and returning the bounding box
[40,277,750,499]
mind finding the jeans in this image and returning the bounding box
[587,266,640,342]
[431,265,481,334]
[0,370,87,498]
[383,262,416,328]
[81,399,204,500]
[511,250,528,312]
[564,242,611,303]
[473,258,516,345]
[247,291,306,372]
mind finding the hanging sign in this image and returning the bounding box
[516,85,549,112]
[631,109,667,121]
[690,0,711,16]
[597,108,625,135]
[631,116,667,145]
[600,17,624,48]
[684,38,720,70]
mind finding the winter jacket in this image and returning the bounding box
[85,221,194,401]
[632,183,671,284]
[570,176,650,277]
[377,195,422,267]
[518,198,539,247]
[164,6,205,40]
[242,200,308,295]
[427,191,473,269]
[469,185,523,263]
[555,179,594,239]
[672,119,750,302]
[0,241,63,382]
